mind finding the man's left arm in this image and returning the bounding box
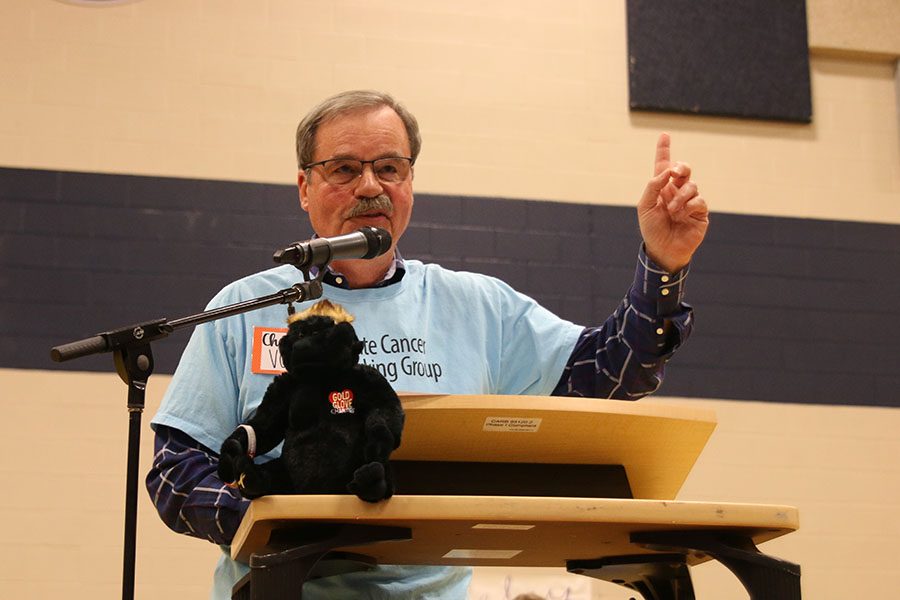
[553,245,692,398]
[555,133,708,399]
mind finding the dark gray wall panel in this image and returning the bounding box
[626,0,812,122]
[1,167,897,408]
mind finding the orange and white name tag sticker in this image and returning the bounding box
[251,327,288,374]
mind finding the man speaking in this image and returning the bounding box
[147,89,709,599]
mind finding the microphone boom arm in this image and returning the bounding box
[50,279,324,363]
[48,226,392,599]
[49,263,326,600]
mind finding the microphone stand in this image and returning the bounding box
[50,264,326,600]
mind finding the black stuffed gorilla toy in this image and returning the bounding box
[218,300,404,503]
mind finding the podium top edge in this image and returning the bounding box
[396,393,717,423]
[246,494,799,525]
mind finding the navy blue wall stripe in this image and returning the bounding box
[2,167,898,407]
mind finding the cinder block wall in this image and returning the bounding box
[1,2,898,599]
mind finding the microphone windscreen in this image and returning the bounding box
[359,227,392,259]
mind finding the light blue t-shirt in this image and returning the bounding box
[153,259,584,599]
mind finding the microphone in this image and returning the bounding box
[273,227,392,269]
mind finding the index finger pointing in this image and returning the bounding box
[654,132,671,176]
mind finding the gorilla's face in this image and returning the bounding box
[279,316,363,374]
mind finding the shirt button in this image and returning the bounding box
[661,275,670,283]
[335,277,344,285]
[661,288,670,296]
[656,327,665,335]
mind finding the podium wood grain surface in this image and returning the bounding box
[390,394,717,499]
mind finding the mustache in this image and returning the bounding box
[346,194,394,218]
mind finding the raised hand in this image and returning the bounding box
[637,133,709,273]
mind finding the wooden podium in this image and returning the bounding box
[229,395,801,599]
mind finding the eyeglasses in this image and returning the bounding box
[303,157,414,185]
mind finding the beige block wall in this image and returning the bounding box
[0,0,897,223]
[644,396,900,599]
[2,1,899,599]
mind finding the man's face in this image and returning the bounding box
[298,106,414,252]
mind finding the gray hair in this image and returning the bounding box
[295,90,422,169]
